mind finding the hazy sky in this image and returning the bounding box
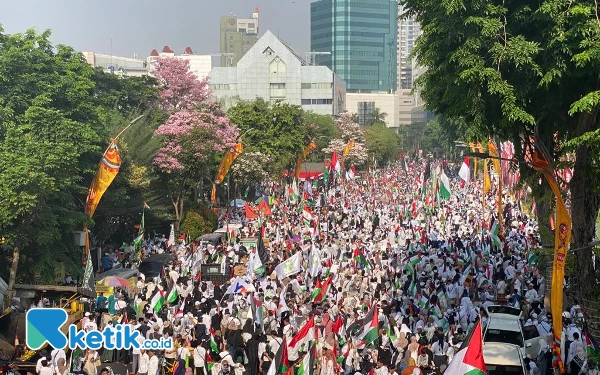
[0,0,311,59]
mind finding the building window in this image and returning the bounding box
[301,82,333,89]
[304,98,333,105]
[270,83,286,98]
[263,47,274,57]
[270,57,286,74]
[357,102,376,125]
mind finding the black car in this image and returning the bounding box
[138,253,175,278]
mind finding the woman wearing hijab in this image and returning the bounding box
[536,337,551,375]
[243,332,260,375]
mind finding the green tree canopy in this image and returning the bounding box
[227,99,315,174]
[364,124,402,166]
[401,0,600,292]
[0,27,103,281]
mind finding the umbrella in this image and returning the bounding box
[230,199,246,208]
[100,276,131,287]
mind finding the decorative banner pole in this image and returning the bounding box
[527,140,571,374]
[83,115,144,263]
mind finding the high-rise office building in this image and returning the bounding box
[397,5,421,90]
[310,0,398,93]
[220,8,260,67]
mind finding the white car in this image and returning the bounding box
[483,342,527,374]
[483,306,541,358]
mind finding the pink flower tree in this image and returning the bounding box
[152,57,239,229]
[323,111,368,165]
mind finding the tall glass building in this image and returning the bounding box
[311,0,398,93]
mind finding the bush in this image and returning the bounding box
[179,204,218,240]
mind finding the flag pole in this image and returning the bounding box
[102,115,144,155]
[83,115,143,264]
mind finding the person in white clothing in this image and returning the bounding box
[132,334,144,374]
[39,359,53,375]
[138,349,150,375]
[50,348,67,369]
[193,343,207,375]
[147,350,160,375]
[36,350,51,374]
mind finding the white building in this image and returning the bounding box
[346,92,399,129]
[146,46,213,80]
[83,52,147,77]
[208,30,346,116]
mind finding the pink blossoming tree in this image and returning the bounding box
[152,57,239,229]
[323,111,368,165]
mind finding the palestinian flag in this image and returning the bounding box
[149,288,165,313]
[267,336,290,375]
[584,323,600,363]
[297,343,316,375]
[353,306,379,348]
[310,275,333,303]
[209,333,219,353]
[167,286,178,304]
[408,279,417,297]
[206,354,215,372]
[252,297,265,332]
[440,170,451,199]
[445,320,486,375]
[332,316,347,338]
[289,316,315,349]
[489,218,502,248]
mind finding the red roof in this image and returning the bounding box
[150,49,159,57]
[162,45,174,53]
[184,47,193,54]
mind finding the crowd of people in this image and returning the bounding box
[31,158,599,375]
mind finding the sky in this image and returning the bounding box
[0,0,311,59]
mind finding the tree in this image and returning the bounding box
[401,118,458,158]
[0,27,103,282]
[230,151,271,187]
[401,0,600,293]
[367,108,388,126]
[304,111,340,161]
[364,124,402,165]
[227,99,314,174]
[152,57,238,230]
[323,111,369,165]
[87,69,168,244]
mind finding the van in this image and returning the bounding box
[483,310,540,358]
[483,342,527,374]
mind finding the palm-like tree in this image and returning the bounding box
[368,107,388,126]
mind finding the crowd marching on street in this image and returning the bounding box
[34,158,600,375]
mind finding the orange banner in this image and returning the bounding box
[295,142,317,180]
[85,143,121,218]
[483,158,491,202]
[211,183,217,204]
[529,143,570,373]
[342,140,356,160]
[215,142,243,184]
